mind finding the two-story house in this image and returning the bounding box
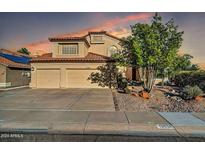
[30,31,123,88]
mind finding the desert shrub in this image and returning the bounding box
[117,73,129,93]
[173,70,205,88]
[88,63,119,89]
[199,81,205,92]
[181,85,203,100]
[173,71,195,87]
[117,74,128,90]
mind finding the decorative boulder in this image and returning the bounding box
[138,91,150,99]
[195,96,203,101]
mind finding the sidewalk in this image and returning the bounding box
[0,110,205,140]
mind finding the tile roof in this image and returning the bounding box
[48,31,122,44]
[87,31,122,41]
[38,53,52,58]
[49,36,90,47]
[31,52,114,63]
[0,56,31,69]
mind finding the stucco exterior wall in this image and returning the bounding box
[86,35,122,56]
[6,67,31,87]
[30,62,106,88]
[50,34,121,58]
[51,41,89,58]
[0,64,6,87]
[31,33,123,89]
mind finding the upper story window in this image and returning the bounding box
[60,44,78,54]
[93,36,103,42]
[91,35,104,44]
[108,46,118,57]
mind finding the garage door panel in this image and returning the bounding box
[66,69,99,88]
[37,69,60,88]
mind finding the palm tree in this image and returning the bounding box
[17,48,30,55]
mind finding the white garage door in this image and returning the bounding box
[36,69,60,88]
[66,69,99,88]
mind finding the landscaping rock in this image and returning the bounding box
[195,96,203,101]
[139,91,150,99]
[112,87,205,112]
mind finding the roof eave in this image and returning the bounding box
[48,38,90,47]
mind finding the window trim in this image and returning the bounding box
[90,35,104,44]
[59,43,79,55]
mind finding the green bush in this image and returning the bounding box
[181,85,203,100]
[117,73,128,90]
[199,81,205,92]
[173,71,205,89]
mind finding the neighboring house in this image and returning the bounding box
[30,31,124,88]
[0,49,31,88]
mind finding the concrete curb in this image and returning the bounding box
[0,111,205,140]
[0,85,29,91]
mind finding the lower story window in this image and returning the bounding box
[61,44,78,54]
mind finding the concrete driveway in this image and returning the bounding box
[0,88,114,111]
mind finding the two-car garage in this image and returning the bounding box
[34,67,99,88]
[30,52,111,89]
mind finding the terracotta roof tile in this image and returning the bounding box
[48,36,90,47]
[39,53,52,58]
[0,56,31,69]
[48,31,122,44]
[87,31,122,41]
[31,52,114,63]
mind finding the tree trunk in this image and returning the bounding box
[142,66,156,93]
[161,74,165,87]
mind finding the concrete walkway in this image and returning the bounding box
[0,110,205,139]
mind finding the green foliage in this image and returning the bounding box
[17,48,30,55]
[186,64,200,71]
[88,63,119,89]
[112,36,138,67]
[164,54,198,80]
[114,13,183,92]
[173,70,205,89]
[199,81,205,92]
[117,73,128,90]
[181,85,203,100]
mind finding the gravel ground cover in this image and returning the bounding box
[112,86,205,112]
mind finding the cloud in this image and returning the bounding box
[25,13,153,55]
[109,27,131,38]
[56,13,153,37]
[25,40,50,56]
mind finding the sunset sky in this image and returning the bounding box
[0,12,205,64]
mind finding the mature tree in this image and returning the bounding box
[166,54,199,80]
[112,36,140,81]
[17,48,30,55]
[115,13,183,92]
[189,64,200,71]
[88,63,119,89]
